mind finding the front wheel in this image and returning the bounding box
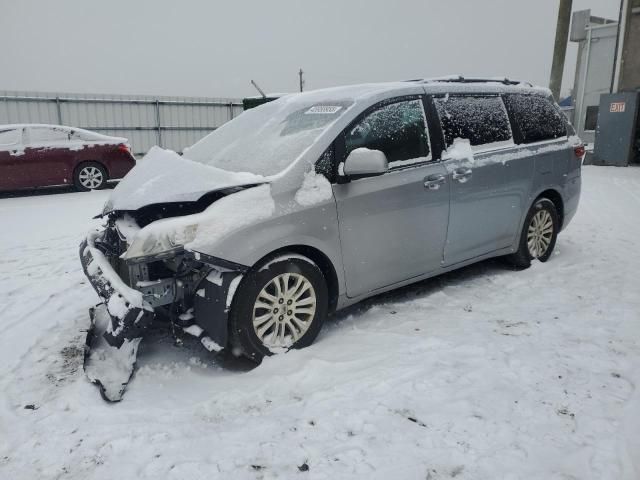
[506,197,559,268]
[229,255,328,362]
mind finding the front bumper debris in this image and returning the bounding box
[80,234,155,347]
[80,222,249,401]
[83,304,142,402]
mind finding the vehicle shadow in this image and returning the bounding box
[136,257,513,375]
[327,257,512,326]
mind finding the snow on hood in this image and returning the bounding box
[123,184,275,259]
[105,146,266,212]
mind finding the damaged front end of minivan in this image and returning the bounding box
[82,212,242,396]
[80,198,252,400]
[78,145,273,401]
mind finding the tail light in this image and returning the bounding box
[118,143,131,154]
[574,145,585,158]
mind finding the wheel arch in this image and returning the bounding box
[252,245,340,313]
[535,188,565,229]
[512,187,565,251]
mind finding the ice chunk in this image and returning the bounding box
[294,170,333,206]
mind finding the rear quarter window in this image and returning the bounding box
[434,95,513,149]
[28,127,70,144]
[71,131,101,142]
[505,94,567,144]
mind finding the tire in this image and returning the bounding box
[506,197,560,269]
[73,162,108,191]
[229,254,329,362]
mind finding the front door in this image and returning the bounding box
[0,127,28,190]
[333,97,450,298]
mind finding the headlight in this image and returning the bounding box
[123,224,198,259]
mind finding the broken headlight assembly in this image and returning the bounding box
[123,224,198,260]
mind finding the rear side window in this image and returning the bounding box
[0,129,19,146]
[27,127,70,144]
[71,130,100,142]
[434,95,513,149]
[505,94,567,143]
[345,98,430,166]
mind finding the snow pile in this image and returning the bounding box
[294,170,333,206]
[123,184,275,258]
[444,137,474,162]
[188,185,274,251]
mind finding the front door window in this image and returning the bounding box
[345,99,431,168]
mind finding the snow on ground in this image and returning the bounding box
[0,167,639,479]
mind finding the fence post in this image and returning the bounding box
[155,99,162,146]
[228,101,234,120]
[55,96,62,124]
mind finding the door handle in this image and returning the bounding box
[423,174,446,190]
[452,167,473,183]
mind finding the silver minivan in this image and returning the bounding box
[81,77,583,363]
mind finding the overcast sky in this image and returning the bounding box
[1,0,619,99]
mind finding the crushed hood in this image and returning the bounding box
[104,146,266,212]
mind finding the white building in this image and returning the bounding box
[569,10,618,144]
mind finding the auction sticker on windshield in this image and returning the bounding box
[306,105,343,114]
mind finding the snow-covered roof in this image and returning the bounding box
[2,123,84,130]
[0,124,127,142]
[280,78,550,103]
[243,93,289,99]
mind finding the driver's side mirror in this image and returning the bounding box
[342,148,388,179]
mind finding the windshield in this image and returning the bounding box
[183,96,354,176]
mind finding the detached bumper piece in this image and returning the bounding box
[84,304,141,402]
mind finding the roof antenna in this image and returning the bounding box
[250,80,267,99]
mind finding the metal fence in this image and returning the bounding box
[0,90,244,157]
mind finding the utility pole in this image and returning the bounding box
[549,0,573,101]
[611,0,629,93]
[298,68,305,92]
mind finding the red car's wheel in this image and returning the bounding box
[74,162,108,191]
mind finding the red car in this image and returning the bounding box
[0,124,136,191]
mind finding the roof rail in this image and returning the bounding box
[409,76,532,87]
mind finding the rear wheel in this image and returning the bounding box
[229,255,328,362]
[74,162,107,191]
[506,197,559,268]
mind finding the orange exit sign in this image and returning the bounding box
[610,102,626,113]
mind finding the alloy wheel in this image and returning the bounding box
[252,273,317,348]
[78,166,104,189]
[527,209,554,258]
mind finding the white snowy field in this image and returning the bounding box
[0,166,639,480]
